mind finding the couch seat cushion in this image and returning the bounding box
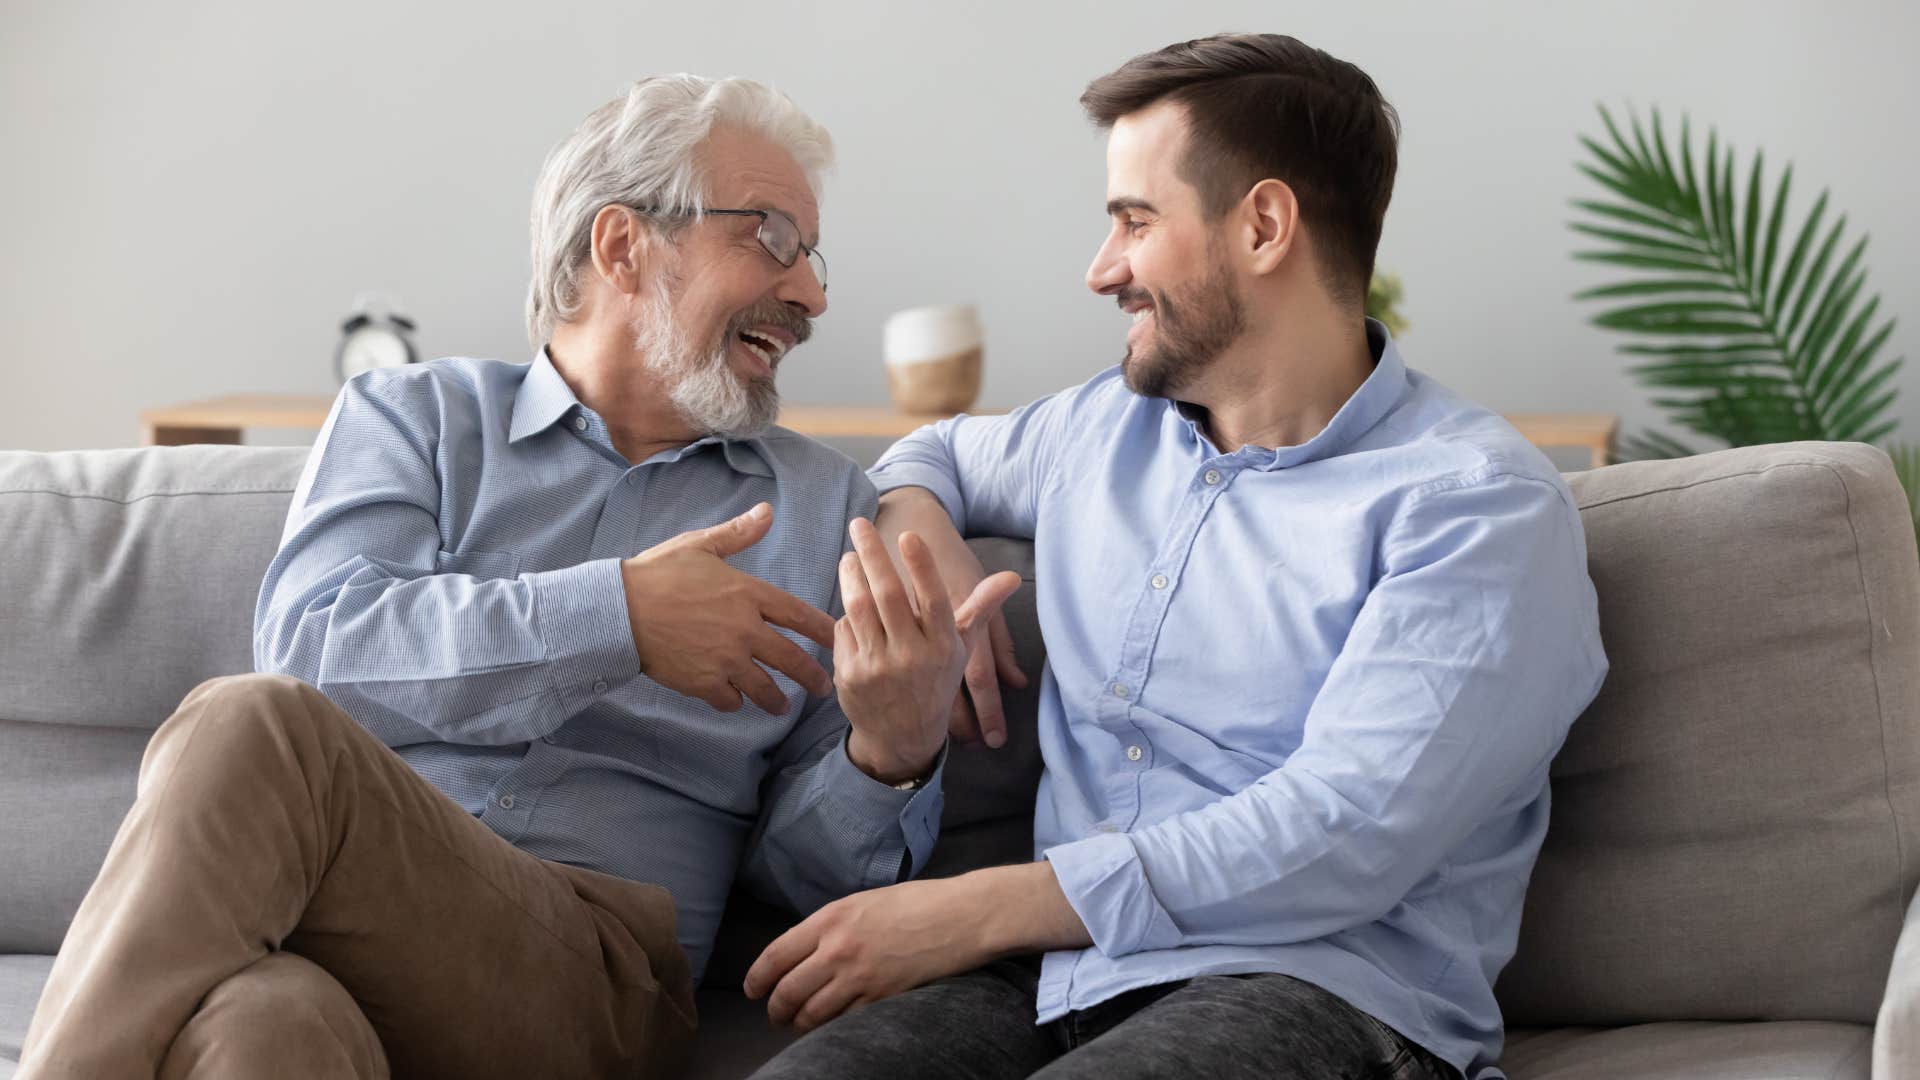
[683,986,798,1079]
[0,954,53,1079]
[1502,1020,1870,1079]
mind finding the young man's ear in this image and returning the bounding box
[1242,179,1300,277]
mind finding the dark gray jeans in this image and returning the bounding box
[749,957,1456,1080]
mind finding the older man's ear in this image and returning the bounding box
[587,203,655,299]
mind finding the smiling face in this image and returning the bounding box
[635,125,828,436]
[1085,100,1249,399]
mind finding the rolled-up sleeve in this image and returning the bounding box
[1044,470,1607,956]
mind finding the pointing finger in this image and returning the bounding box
[963,636,1006,749]
[837,550,877,650]
[849,519,914,639]
[689,502,774,558]
[752,626,830,699]
[753,580,837,651]
[898,532,955,635]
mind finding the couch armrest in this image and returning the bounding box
[1875,889,1920,1077]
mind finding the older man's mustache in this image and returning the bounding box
[726,299,813,358]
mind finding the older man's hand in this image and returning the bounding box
[874,487,1029,750]
[836,518,1022,784]
[621,502,836,714]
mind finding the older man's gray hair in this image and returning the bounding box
[525,75,834,347]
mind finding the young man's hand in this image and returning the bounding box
[835,518,1021,783]
[743,862,1093,1032]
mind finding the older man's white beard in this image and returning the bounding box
[633,294,780,438]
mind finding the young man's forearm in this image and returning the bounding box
[969,861,1096,955]
[875,486,966,570]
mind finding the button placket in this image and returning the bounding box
[589,465,647,559]
[1105,460,1228,793]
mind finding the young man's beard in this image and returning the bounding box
[1120,246,1248,400]
[632,291,787,439]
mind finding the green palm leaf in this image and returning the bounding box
[1571,104,1904,460]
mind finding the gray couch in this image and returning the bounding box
[3,440,1919,1079]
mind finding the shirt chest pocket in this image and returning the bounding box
[435,548,522,581]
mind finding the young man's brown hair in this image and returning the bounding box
[1081,33,1400,305]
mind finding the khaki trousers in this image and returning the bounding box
[19,674,696,1079]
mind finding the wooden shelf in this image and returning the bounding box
[141,395,335,445]
[141,395,1619,468]
[1499,412,1620,469]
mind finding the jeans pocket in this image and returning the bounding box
[1364,1022,1450,1080]
[1352,1010,1442,1080]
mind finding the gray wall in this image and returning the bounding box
[4,0,1916,457]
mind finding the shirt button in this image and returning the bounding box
[1112,683,1130,699]
[1126,745,1144,762]
[1096,824,1119,834]
[497,794,515,810]
[572,416,588,432]
[593,679,609,695]
[1150,573,1169,590]
[1204,469,1223,486]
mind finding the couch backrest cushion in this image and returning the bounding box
[0,445,308,951]
[1496,442,1920,1026]
[922,538,1046,880]
[0,720,156,952]
[0,446,310,729]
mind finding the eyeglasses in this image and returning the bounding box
[630,205,827,292]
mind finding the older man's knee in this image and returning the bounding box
[143,674,354,790]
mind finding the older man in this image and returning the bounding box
[19,75,1012,1080]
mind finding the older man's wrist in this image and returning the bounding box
[845,729,941,786]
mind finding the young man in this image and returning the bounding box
[745,35,1607,1080]
[20,75,1011,1079]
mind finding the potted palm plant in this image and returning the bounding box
[1368,270,1408,337]
[1571,105,1913,527]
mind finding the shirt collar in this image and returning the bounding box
[1173,318,1409,470]
[507,348,774,478]
[662,434,775,478]
[508,348,581,443]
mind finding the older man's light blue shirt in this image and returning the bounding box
[255,351,945,981]
[869,322,1606,1079]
